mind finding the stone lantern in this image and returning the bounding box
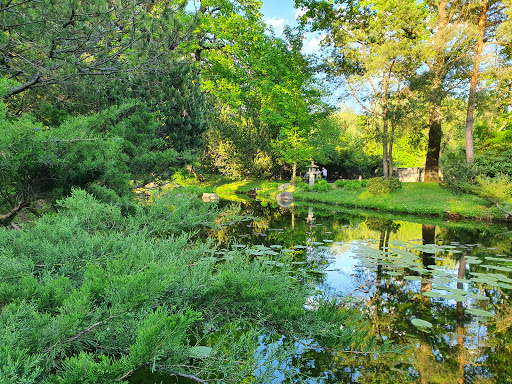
[307,161,318,188]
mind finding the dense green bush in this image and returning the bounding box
[367,177,403,194]
[312,179,333,192]
[334,179,368,191]
[0,190,382,383]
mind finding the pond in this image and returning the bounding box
[133,199,512,384]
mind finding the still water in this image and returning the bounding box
[134,200,512,383]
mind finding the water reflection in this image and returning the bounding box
[202,200,512,383]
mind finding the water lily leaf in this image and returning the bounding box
[309,242,323,246]
[445,288,468,295]
[465,258,482,265]
[468,293,490,301]
[411,318,433,328]
[496,282,512,289]
[386,271,402,276]
[232,244,246,248]
[292,261,307,265]
[389,240,408,247]
[432,277,452,285]
[189,346,213,358]
[323,239,334,243]
[293,245,308,249]
[444,294,467,302]
[485,256,512,263]
[410,267,430,275]
[422,291,444,298]
[270,245,283,249]
[404,276,422,281]
[466,308,494,318]
[469,277,498,285]
[480,265,512,272]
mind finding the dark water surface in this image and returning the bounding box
[134,200,512,383]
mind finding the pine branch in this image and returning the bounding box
[43,314,120,354]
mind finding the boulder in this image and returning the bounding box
[276,191,293,208]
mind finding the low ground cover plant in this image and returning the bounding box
[0,189,392,383]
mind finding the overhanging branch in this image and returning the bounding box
[8,74,40,96]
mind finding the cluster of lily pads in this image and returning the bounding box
[350,240,512,325]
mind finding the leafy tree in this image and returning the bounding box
[296,0,429,178]
[464,0,511,163]
[1,0,196,105]
[262,28,329,186]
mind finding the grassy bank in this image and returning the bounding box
[294,182,504,220]
[137,176,506,221]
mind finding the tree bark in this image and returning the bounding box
[465,0,488,164]
[425,104,443,182]
[383,117,389,178]
[0,200,26,225]
[424,0,449,182]
[292,162,297,187]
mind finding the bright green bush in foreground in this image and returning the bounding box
[0,190,392,383]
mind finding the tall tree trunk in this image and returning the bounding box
[425,103,443,182]
[424,0,449,182]
[465,0,488,164]
[383,117,389,178]
[292,162,297,187]
[389,121,395,177]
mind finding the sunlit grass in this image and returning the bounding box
[294,182,502,219]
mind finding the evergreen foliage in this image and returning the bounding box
[0,190,392,383]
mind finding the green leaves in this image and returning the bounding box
[411,318,433,329]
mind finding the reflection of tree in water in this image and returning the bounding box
[199,202,512,383]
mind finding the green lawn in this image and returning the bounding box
[294,182,501,219]
[149,176,505,220]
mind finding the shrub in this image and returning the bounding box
[334,179,367,191]
[367,177,402,194]
[312,179,333,192]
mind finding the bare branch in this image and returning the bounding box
[7,74,40,96]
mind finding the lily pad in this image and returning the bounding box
[466,308,494,318]
[444,294,467,302]
[422,291,444,298]
[480,265,512,272]
[404,276,422,281]
[411,318,433,328]
[468,293,490,301]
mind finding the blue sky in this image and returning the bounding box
[260,0,299,29]
[259,0,323,55]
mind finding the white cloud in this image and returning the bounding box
[301,34,323,55]
[264,16,288,35]
[294,8,307,20]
